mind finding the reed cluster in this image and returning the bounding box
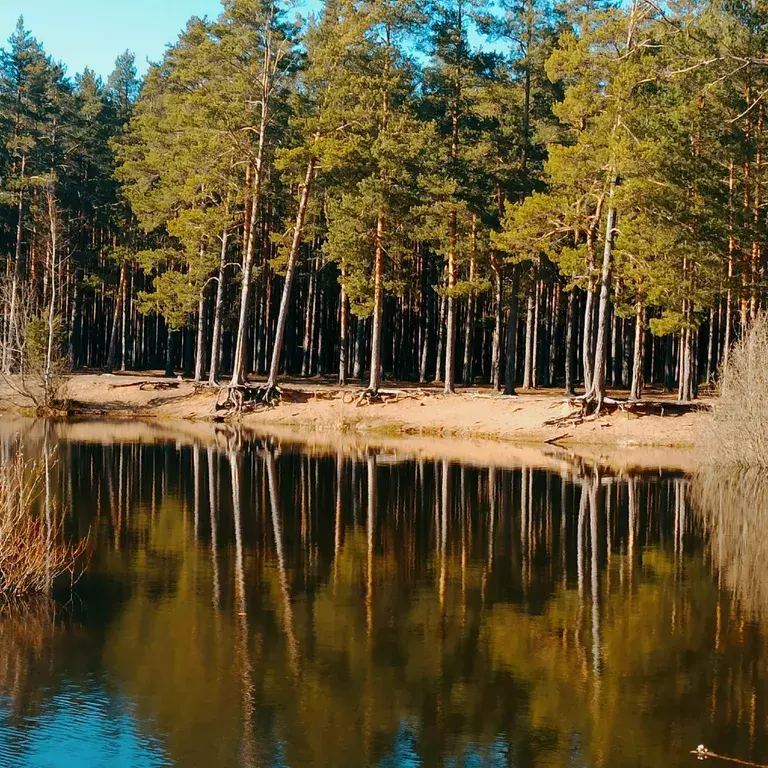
[0,452,87,597]
[706,313,768,466]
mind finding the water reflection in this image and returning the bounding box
[0,425,765,767]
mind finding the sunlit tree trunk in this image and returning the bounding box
[504,264,519,396]
[265,156,316,393]
[630,300,644,401]
[208,219,230,385]
[585,180,617,411]
[4,154,26,375]
[368,214,385,396]
[231,24,274,387]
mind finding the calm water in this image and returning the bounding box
[0,422,765,768]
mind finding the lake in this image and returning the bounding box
[0,420,765,768]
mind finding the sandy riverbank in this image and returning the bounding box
[0,371,708,461]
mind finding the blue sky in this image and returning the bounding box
[0,1,234,79]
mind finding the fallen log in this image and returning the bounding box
[108,380,180,391]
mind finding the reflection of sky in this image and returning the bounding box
[0,685,171,768]
[379,720,421,768]
[379,723,517,768]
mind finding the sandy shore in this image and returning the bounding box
[0,372,708,468]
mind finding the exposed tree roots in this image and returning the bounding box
[342,387,434,407]
[254,384,282,406]
[215,385,246,416]
[545,394,706,428]
[214,383,283,418]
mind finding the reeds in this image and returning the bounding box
[692,467,768,619]
[706,313,768,466]
[0,451,87,598]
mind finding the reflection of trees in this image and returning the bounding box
[0,599,65,716]
[5,431,768,767]
[692,469,768,620]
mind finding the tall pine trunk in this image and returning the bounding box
[629,300,644,401]
[231,33,272,387]
[265,157,316,392]
[564,289,576,395]
[491,259,503,391]
[106,261,127,374]
[368,213,385,395]
[504,265,519,396]
[339,282,348,386]
[586,181,617,411]
[4,154,25,375]
[523,289,535,389]
[208,220,230,385]
[444,210,458,393]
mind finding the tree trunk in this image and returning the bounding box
[69,271,82,370]
[523,289,535,389]
[582,236,597,392]
[194,290,206,382]
[444,213,457,394]
[353,317,364,380]
[369,213,385,395]
[105,261,127,374]
[44,185,58,409]
[165,328,176,378]
[462,217,477,385]
[629,301,644,401]
[504,264,520,396]
[265,157,316,392]
[120,268,129,371]
[339,282,348,385]
[302,261,316,376]
[585,184,617,411]
[4,154,25,375]
[723,157,736,368]
[491,260,503,391]
[419,276,433,385]
[564,289,576,395]
[705,307,715,385]
[208,221,230,385]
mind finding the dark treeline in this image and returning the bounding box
[2,0,768,406]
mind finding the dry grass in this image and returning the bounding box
[0,451,88,598]
[706,313,768,466]
[692,467,768,619]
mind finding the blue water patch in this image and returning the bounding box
[0,684,172,768]
[378,719,421,768]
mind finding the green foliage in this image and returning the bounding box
[138,272,200,330]
[25,312,66,370]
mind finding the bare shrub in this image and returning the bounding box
[0,282,70,414]
[705,313,768,466]
[691,468,768,619]
[0,451,87,598]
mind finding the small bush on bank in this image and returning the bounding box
[707,313,768,466]
[0,452,87,598]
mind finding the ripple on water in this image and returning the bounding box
[0,682,172,768]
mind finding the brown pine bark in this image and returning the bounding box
[490,256,503,391]
[629,300,644,401]
[208,215,230,385]
[585,180,617,411]
[504,264,520,396]
[265,156,317,393]
[105,261,127,374]
[368,213,385,395]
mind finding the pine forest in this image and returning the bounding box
[2,0,768,408]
